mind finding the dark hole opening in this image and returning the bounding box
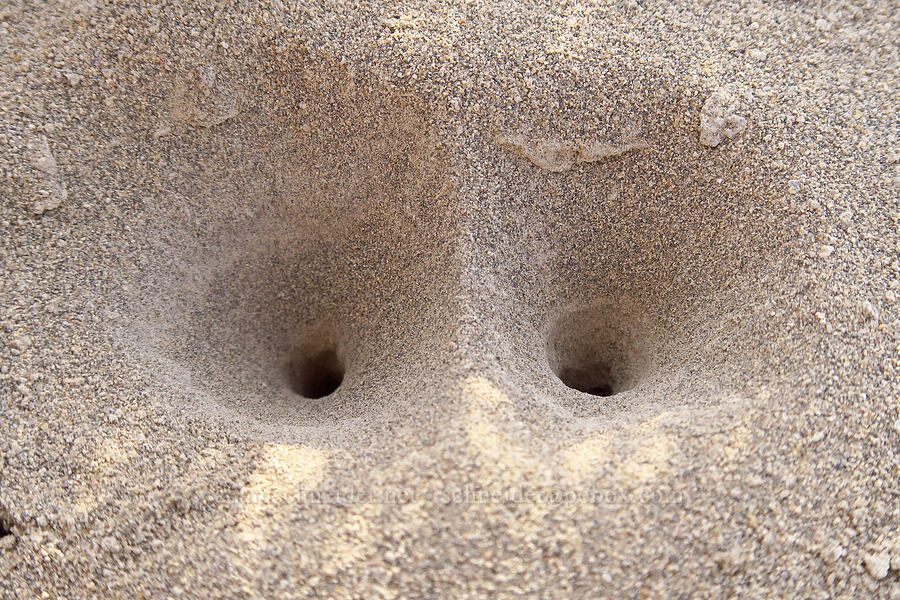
[558,365,617,397]
[0,513,12,539]
[583,382,615,397]
[285,348,344,399]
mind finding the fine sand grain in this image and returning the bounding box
[1,1,898,598]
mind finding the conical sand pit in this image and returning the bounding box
[121,52,796,440]
[547,301,649,397]
[122,59,461,431]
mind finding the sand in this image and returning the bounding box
[1,0,898,598]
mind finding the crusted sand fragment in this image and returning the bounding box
[699,92,746,147]
[498,134,648,172]
[27,135,67,215]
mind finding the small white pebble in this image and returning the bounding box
[11,335,31,350]
[820,542,844,563]
[153,124,172,140]
[100,536,122,553]
[864,552,891,579]
[810,431,825,443]
[748,48,767,61]
[838,210,853,226]
[860,300,879,321]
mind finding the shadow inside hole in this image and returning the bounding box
[284,348,344,399]
[547,301,648,398]
[588,383,614,397]
[558,364,619,397]
[0,513,12,539]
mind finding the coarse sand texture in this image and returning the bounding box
[1,1,899,598]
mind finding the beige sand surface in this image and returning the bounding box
[1,1,898,598]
